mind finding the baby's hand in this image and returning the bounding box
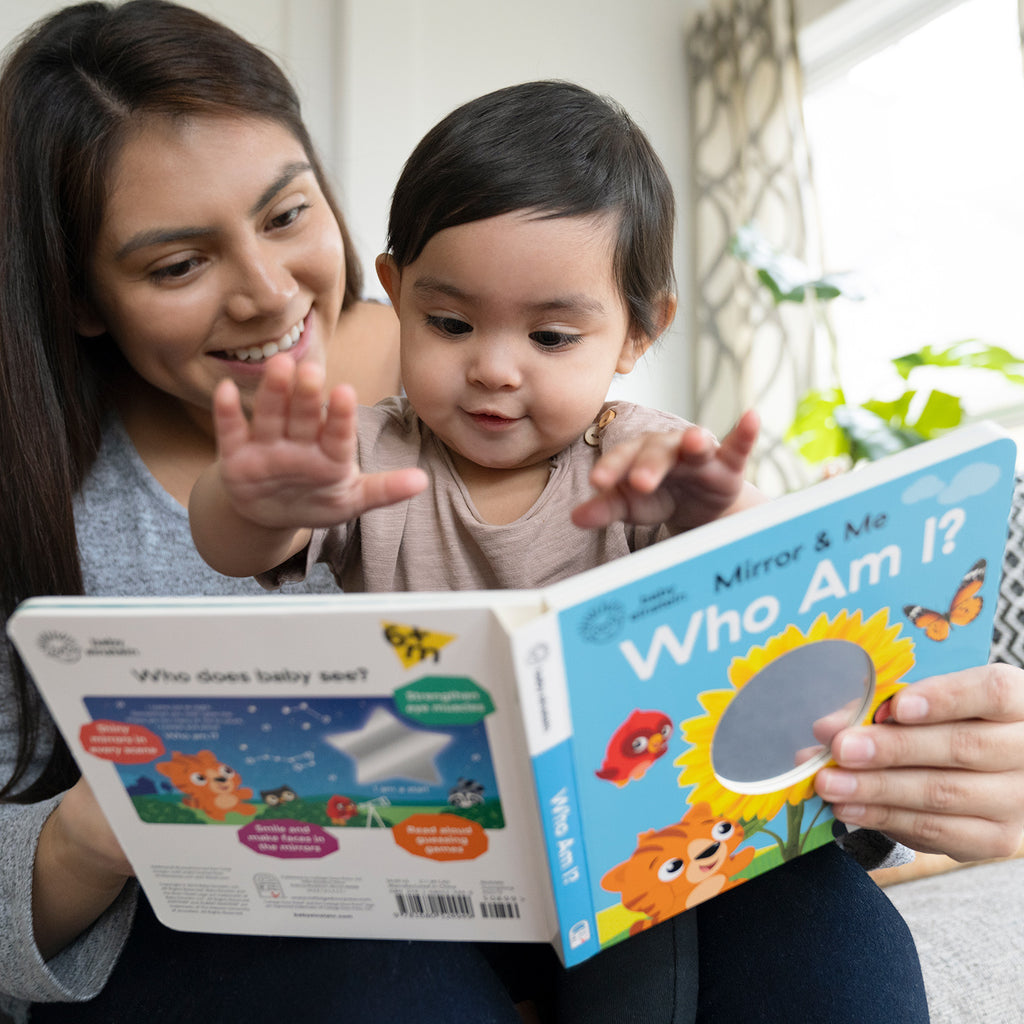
[571,409,763,532]
[213,354,427,528]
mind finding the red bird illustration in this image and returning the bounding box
[595,709,674,787]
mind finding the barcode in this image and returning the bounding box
[480,900,521,919]
[394,891,475,918]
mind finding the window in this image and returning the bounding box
[799,0,1024,426]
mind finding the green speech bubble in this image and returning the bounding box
[394,676,495,726]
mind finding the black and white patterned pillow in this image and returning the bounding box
[990,473,1024,668]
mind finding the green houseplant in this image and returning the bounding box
[730,223,1024,469]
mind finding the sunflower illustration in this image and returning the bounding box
[675,609,915,859]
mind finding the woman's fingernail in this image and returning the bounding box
[897,694,929,721]
[836,733,875,764]
[818,770,857,798]
[836,804,866,824]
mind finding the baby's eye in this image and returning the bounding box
[530,330,583,350]
[425,314,472,336]
[268,202,309,230]
[189,772,208,787]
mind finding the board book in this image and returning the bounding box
[7,422,1017,966]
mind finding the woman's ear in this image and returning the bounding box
[375,254,402,313]
[75,303,107,338]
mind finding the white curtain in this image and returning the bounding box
[687,0,831,494]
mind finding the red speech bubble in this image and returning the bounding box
[80,720,165,764]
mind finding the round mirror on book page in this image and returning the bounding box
[710,639,874,795]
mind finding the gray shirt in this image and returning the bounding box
[0,416,339,1016]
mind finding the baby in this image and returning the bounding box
[190,80,761,592]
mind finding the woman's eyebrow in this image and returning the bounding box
[115,161,315,261]
[248,161,313,216]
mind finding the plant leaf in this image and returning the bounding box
[907,390,963,436]
[785,388,850,463]
[730,224,863,306]
[833,405,925,462]
[892,340,1024,385]
[862,391,915,425]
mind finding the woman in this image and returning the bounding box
[1,4,1022,1023]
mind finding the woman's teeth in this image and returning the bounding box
[227,322,303,363]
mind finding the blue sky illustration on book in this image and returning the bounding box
[83,695,501,812]
[551,442,1013,915]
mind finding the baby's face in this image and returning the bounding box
[382,211,644,476]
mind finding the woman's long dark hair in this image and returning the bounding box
[0,0,362,801]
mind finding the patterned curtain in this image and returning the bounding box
[1019,0,1023,66]
[686,0,831,495]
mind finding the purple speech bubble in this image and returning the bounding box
[238,819,339,859]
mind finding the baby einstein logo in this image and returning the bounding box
[37,630,82,664]
[579,601,625,644]
[382,622,456,669]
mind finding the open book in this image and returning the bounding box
[7,422,1016,966]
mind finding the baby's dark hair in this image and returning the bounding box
[385,80,676,341]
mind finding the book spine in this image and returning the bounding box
[511,613,598,967]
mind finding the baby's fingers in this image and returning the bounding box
[318,384,360,467]
[717,409,760,470]
[357,467,430,513]
[589,431,700,494]
[212,378,251,459]
[249,353,299,443]
[285,361,329,444]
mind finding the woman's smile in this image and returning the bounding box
[84,114,345,420]
[211,311,313,372]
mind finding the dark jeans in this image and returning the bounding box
[32,843,928,1023]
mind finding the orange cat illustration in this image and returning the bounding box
[156,749,256,821]
[601,802,754,934]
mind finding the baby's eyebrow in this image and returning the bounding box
[411,276,607,317]
[411,276,470,302]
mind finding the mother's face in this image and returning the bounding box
[83,114,345,421]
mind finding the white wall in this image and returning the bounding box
[1,0,699,417]
[334,0,696,416]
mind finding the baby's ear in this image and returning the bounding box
[615,293,678,374]
[375,254,402,312]
[652,293,678,338]
[615,333,653,375]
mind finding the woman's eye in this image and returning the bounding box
[268,203,309,230]
[150,257,202,283]
[530,330,583,350]
[425,315,472,336]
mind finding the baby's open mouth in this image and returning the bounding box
[214,317,304,363]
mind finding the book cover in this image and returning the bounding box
[511,421,1017,963]
[7,422,1017,966]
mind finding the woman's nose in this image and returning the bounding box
[225,242,297,321]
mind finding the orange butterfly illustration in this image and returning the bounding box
[903,559,986,642]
